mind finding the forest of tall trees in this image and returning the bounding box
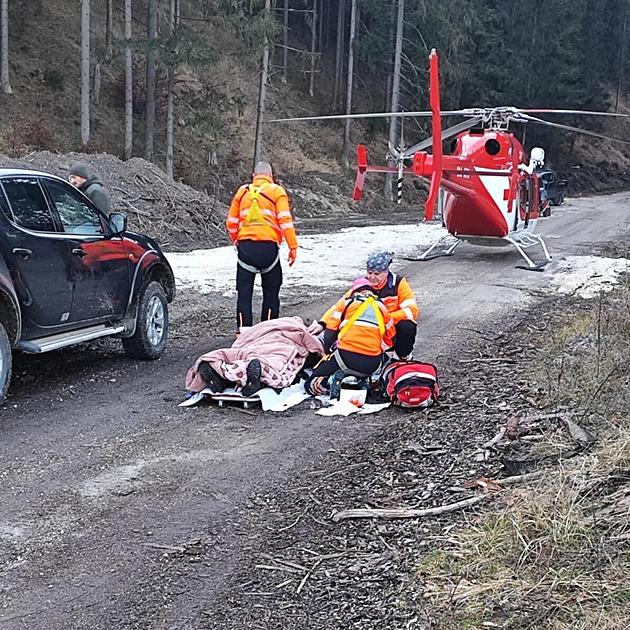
[0,0,628,178]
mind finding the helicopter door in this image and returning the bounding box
[516,177,536,230]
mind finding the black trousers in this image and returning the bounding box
[236,240,283,329]
[394,320,417,358]
[305,349,382,395]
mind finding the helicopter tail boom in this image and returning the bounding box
[353,145,414,201]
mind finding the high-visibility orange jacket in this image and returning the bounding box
[323,272,418,326]
[226,174,298,249]
[326,294,396,356]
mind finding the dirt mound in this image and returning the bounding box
[0,151,229,251]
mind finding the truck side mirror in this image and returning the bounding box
[109,212,127,236]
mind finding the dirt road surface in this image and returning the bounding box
[0,192,628,629]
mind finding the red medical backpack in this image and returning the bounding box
[381,361,439,408]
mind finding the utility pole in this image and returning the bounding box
[385,0,404,202]
[342,0,357,169]
[253,0,272,167]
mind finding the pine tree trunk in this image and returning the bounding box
[309,0,317,97]
[616,5,628,112]
[281,0,288,84]
[384,0,396,113]
[332,0,344,108]
[144,0,157,162]
[166,0,179,178]
[0,0,12,95]
[124,0,133,160]
[318,0,324,52]
[105,0,113,60]
[385,0,404,201]
[342,0,357,169]
[253,0,271,167]
[81,0,90,147]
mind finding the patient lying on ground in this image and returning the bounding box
[186,316,324,397]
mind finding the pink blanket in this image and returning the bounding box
[186,316,324,392]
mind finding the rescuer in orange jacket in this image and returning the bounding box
[311,251,418,360]
[304,279,395,399]
[227,161,298,331]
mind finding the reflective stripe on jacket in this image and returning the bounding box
[326,294,395,356]
[322,272,418,326]
[375,273,419,324]
[226,174,298,249]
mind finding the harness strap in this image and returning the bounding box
[237,251,280,275]
[338,295,385,341]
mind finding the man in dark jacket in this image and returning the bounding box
[68,163,111,214]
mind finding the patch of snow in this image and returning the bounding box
[549,256,629,298]
[166,223,447,294]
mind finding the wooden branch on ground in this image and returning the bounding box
[332,495,487,522]
[483,427,506,449]
[458,358,516,364]
[498,470,547,485]
[560,417,595,445]
[334,470,550,522]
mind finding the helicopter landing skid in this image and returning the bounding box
[505,233,552,271]
[401,235,461,262]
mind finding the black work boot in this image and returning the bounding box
[197,361,229,393]
[242,359,262,397]
[327,369,346,401]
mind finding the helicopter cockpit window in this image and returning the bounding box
[450,138,459,153]
[485,139,501,156]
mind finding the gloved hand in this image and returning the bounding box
[308,320,324,335]
[288,248,297,266]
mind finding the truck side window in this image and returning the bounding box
[45,180,103,236]
[2,178,56,232]
[0,184,12,221]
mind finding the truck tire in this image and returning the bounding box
[0,323,12,403]
[122,281,169,360]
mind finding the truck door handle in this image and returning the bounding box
[72,248,88,258]
[12,247,32,259]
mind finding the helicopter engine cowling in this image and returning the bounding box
[436,130,534,238]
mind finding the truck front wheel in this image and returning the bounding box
[0,323,12,403]
[122,282,169,360]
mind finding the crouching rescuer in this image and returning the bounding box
[227,161,298,333]
[310,251,418,361]
[305,279,395,399]
[364,251,417,360]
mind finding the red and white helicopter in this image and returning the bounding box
[271,50,630,270]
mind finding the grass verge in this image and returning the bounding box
[417,275,630,630]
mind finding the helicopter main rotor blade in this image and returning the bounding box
[520,109,629,117]
[268,110,470,123]
[401,117,483,158]
[515,113,630,145]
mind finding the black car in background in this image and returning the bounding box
[0,168,175,402]
[536,168,567,206]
